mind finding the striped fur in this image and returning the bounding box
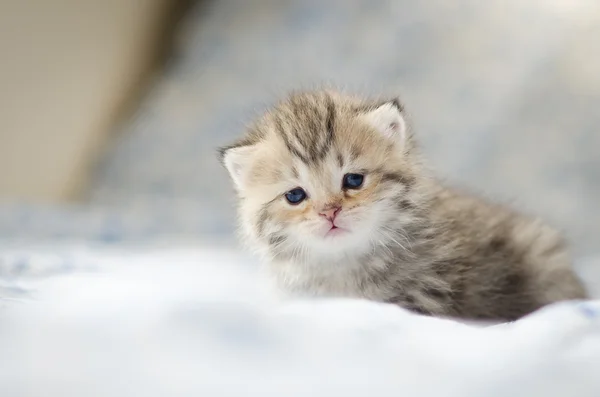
[220,90,587,321]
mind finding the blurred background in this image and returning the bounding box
[0,0,598,257]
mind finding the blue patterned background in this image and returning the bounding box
[1,0,599,256]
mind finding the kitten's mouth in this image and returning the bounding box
[325,225,346,237]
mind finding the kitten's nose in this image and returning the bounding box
[319,206,341,222]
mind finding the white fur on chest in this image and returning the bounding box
[266,255,394,301]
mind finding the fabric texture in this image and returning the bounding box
[1,245,599,397]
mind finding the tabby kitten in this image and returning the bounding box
[219,90,587,321]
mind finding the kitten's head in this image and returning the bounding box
[220,90,427,262]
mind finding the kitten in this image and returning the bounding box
[219,90,588,321]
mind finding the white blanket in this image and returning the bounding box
[1,246,599,397]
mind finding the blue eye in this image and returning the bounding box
[343,173,364,189]
[285,188,307,204]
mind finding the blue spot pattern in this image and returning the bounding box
[579,302,600,319]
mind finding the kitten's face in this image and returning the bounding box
[221,91,421,261]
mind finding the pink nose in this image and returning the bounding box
[319,206,340,222]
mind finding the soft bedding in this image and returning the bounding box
[0,199,234,244]
[1,245,599,396]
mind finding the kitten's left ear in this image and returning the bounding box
[219,144,256,192]
[360,99,407,143]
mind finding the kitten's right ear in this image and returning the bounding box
[360,99,407,144]
[219,144,255,191]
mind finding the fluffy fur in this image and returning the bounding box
[219,89,588,321]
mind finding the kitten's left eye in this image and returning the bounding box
[343,173,364,189]
[285,188,307,204]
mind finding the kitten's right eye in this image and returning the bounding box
[285,188,307,205]
[343,173,364,189]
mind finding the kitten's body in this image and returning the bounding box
[220,90,587,321]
